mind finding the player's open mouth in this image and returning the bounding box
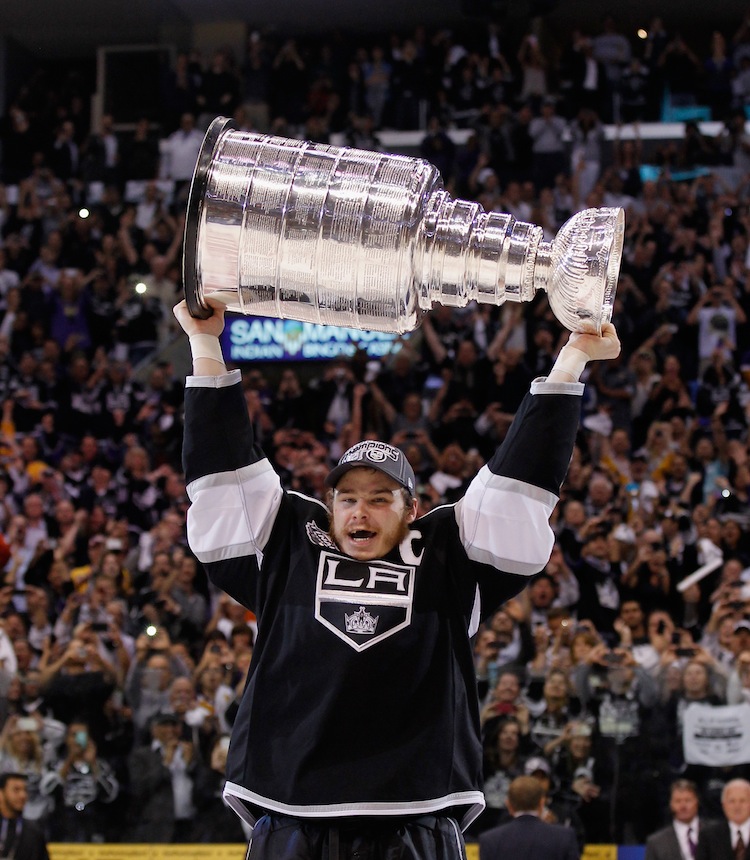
[350,530,375,541]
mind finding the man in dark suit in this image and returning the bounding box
[696,778,750,860]
[0,771,50,860]
[646,779,702,860]
[479,775,580,860]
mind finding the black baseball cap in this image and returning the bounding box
[326,441,416,495]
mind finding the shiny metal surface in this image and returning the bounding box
[184,118,624,334]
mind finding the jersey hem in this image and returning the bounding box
[222,782,486,832]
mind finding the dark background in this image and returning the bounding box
[0,0,744,61]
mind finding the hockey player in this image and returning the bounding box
[173,298,620,860]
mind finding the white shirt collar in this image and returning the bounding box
[673,817,699,860]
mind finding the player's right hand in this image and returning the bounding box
[173,298,226,339]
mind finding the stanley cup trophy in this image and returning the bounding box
[183,117,624,334]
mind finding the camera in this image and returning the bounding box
[676,647,697,657]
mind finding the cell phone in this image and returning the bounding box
[671,632,681,646]
[604,652,624,665]
[656,620,666,635]
[91,622,109,633]
[729,601,746,611]
[676,648,697,657]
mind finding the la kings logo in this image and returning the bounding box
[315,550,415,652]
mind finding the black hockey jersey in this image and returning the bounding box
[182,370,583,830]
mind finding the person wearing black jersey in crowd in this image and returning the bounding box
[172,297,620,860]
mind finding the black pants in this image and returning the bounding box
[247,814,467,860]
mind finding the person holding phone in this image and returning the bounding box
[39,720,119,843]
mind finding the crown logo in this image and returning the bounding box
[345,606,379,635]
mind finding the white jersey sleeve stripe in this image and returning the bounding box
[456,465,557,575]
[186,458,282,564]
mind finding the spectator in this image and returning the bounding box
[645,779,705,860]
[389,39,427,130]
[39,718,119,842]
[529,97,568,193]
[659,34,703,111]
[471,717,528,835]
[362,45,392,130]
[37,632,116,747]
[479,774,579,860]
[572,526,623,638]
[696,779,750,860]
[0,771,50,859]
[479,669,531,736]
[158,113,204,204]
[124,639,177,739]
[0,714,54,825]
[525,755,587,849]
[192,734,247,843]
[592,15,632,123]
[126,709,204,843]
[527,667,582,756]
[195,50,240,128]
[517,34,549,109]
[551,720,611,843]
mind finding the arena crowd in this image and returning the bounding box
[1,7,750,847]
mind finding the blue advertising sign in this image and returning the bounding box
[219,316,407,363]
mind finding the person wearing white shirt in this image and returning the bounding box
[697,779,750,860]
[647,780,702,860]
[159,112,204,201]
